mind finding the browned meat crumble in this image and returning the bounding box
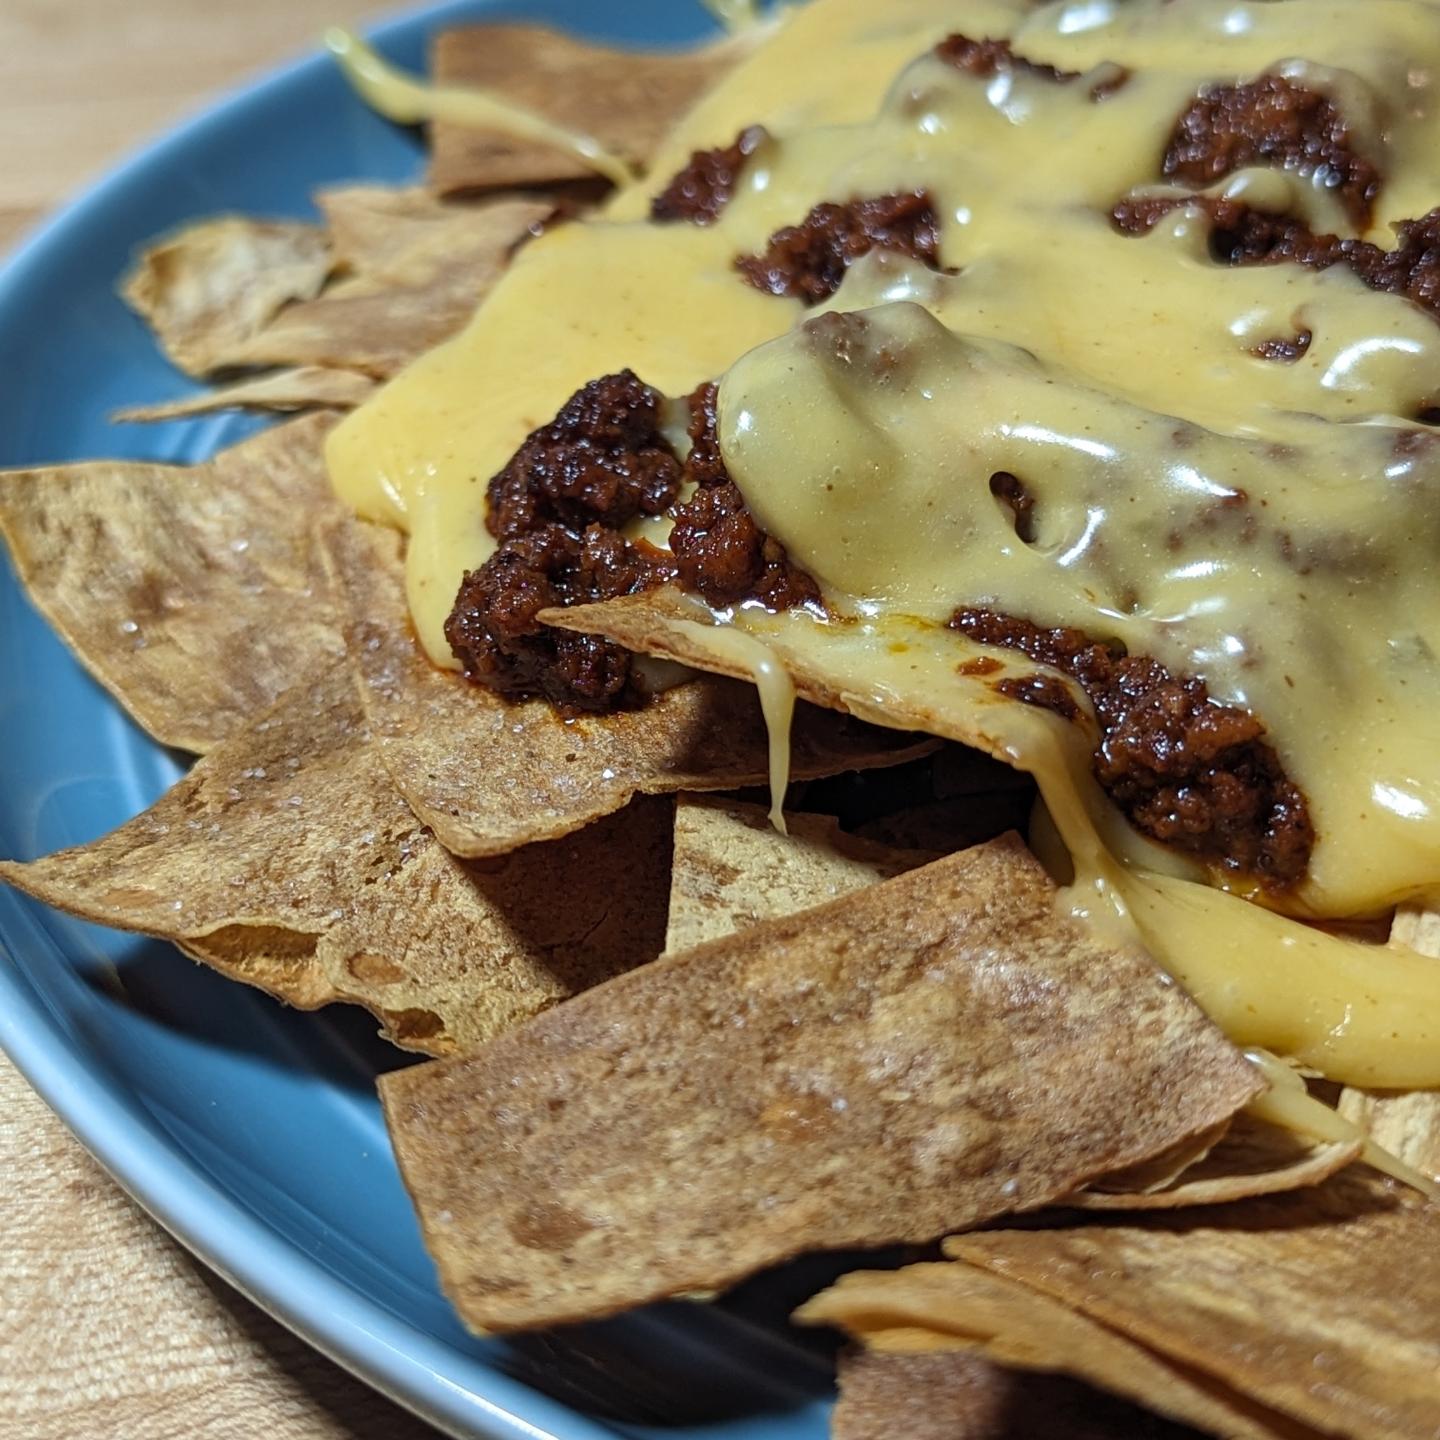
[669,382,823,610]
[1113,195,1440,323]
[951,608,1314,888]
[936,33,1080,82]
[1162,74,1380,226]
[651,125,768,225]
[448,376,819,708]
[737,192,943,304]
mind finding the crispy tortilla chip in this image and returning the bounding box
[115,366,376,421]
[121,217,332,376]
[0,416,345,753]
[801,1265,1309,1440]
[833,1346,1213,1440]
[1339,906,1440,1179]
[0,659,671,1055]
[222,195,550,379]
[317,795,673,1054]
[1071,1113,1361,1210]
[947,1170,1440,1440]
[320,518,932,858]
[429,25,747,196]
[378,834,1258,1332]
[666,794,932,951]
[544,589,1043,769]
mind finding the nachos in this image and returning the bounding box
[3,2,1439,1436]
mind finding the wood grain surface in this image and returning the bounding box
[0,4,446,1437]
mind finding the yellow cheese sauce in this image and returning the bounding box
[330,0,1440,1087]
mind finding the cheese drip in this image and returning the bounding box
[1245,1049,1440,1196]
[324,28,636,186]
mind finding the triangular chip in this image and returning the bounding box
[120,216,332,376]
[379,834,1258,1333]
[800,1264,1308,1440]
[0,660,671,1055]
[947,1170,1440,1440]
[833,1345,1213,1440]
[0,415,345,753]
[115,366,376,422]
[667,794,933,952]
[320,518,932,858]
[428,25,748,196]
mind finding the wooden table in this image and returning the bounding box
[0,5,445,1436]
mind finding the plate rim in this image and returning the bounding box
[0,4,700,1437]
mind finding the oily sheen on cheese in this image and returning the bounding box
[329,0,1440,1086]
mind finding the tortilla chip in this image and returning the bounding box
[378,834,1258,1332]
[223,194,550,379]
[0,659,671,1056]
[1070,1113,1361,1210]
[115,366,377,421]
[667,794,933,952]
[320,518,933,858]
[947,1169,1440,1440]
[121,217,332,376]
[0,415,345,753]
[317,794,673,1054]
[1338,904,1440,1179]
[801,1264,1307,1440]
[429,25,748,196]
[833,1346,1213,1440]
[543,589,1057,772]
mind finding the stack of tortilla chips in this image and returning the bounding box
[1,21,1436,1439]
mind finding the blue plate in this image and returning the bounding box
[0,5,849,1436]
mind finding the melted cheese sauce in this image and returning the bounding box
[330,0,1440,1082]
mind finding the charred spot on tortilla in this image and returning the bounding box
[737,192,944,304]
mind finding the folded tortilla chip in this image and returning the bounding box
[429,25,748,196]
[666,794,934,952]
[115,366,377,422]
[124,189,549,390]
[0,659,671,1055]
[832,1346,1212,1440]
[800,1264,1308,1440]
[121,216,332,376]
[379,834,1258,1332]
[1071,1113,1361,1210]
[222,194,550,379]
[0,415,345,753]
[320,518,932,858]
[946,1169,1440,1440]
[1339,906,1440,1178]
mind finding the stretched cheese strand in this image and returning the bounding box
[1245,1049,1440,1198]
[324,28,637,187]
